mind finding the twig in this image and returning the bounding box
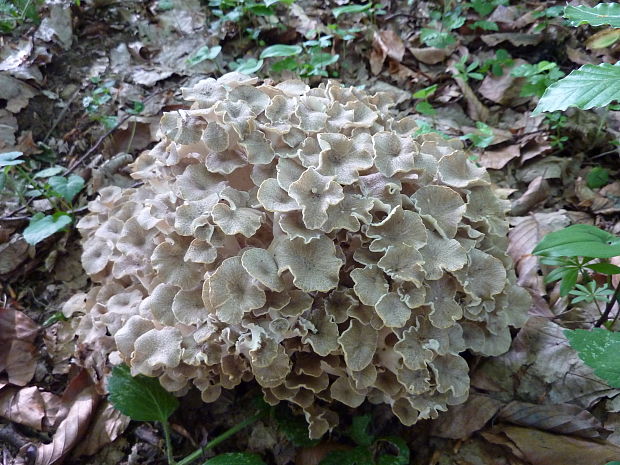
[44,88,82,143]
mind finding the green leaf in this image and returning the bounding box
[34,166,65,178]
[246,4,275,15]
[260,44,303,59]
[0,151,24,168]
[204,453,266,465]
[415,101,436,116]
[585,263,620,275]
[271,57,299,72]
[23,212,73,245]
[606,462,620,465]
[187,45,222,66]
[233,58,264,75]
[108,364,179,422]
[533,63,620,114]
[332,2,372,18]
[565,328,620,388]
[376,436,410,465]
[559,268,579,297]
[533,224,620,258]
[264,0,295,6]
[348,414,374,447]
[586,167,610,189]
[274,404,319,447]
[319,446,374,465]
[565,3,620,28]
[470,20,499,31]
[419,28,456,48]
[412,84,437,99]
[48,175,85,203]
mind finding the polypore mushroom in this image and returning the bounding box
[70,74,530,438]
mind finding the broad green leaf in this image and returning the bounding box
[533,63,620,114]
[48,175,85,203]
[260,44,303,59]
[107,364,179,422]
[0,151,24,167]
[532,224,620,258]
[414,101,436,115]
[23,212,73,245]
[586,166,610,188]
[264,0,295,5]
[246,4,275,15]
[332,2,372,18]
[606,462,620,465]
[34,166,64,178]
[274,404,319,447]
[319,446,374,465]
[187,45,222,66]
[376,436,410,465]
[270,57,299,72]
[559,268,579,297]
[585,263,620,275]
[204,453,266,465]
[233,58,264,75]
[565,329,620,388]
[412,84,437,99]
[565,3,620,28]
[348,414,374,447]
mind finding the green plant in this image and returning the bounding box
[586,166,610,188]
[479,49,513,76]
[83,77,118,129]
[467,0,507,17]
[0,0,42,32]
[412,84,438,116]
[1,151,85,245]
[454,55,484,82]
[534,3,620,114]
[419,5,467,48]
[545,112,569,149]
[511,61,565,98]
[533,224,620,324]
[332,2,385,19]
[461,122,495,148]
[318,414,409,465]
[109,365,268,465]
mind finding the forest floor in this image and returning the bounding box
[1,0,620,464]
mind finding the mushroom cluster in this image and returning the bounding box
[69,73,530,437]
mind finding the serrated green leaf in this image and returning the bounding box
[376,436,410,465]
[0,151,24,167]
[108,364,179,422]
[333,2,372,18]
[565,329,620,388]
[319,446,374,465]
[533,63,620,114]
[532,224,620,258]
[23,212,73,245]
[48,175,85,203]
[260,44,303,59]
[565,3,620,28]
[204,453,266,465]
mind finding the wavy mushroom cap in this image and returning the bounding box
[70,74,530,438]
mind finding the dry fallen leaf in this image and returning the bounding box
[499,401,610,439]
[73,401,130,457]
[510,176,550,216]
[0,307,39,386]
[35,371,100,465]
[0,386,46,430]
[483,425,620,465]
[431,393,503,439]
[507,211,569,293]
[480,145,521,170]
[370,30,405,75]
